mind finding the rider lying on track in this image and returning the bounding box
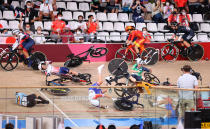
[15,92,49,107]
[170,22,195,54]
[128,58,152,83]
[125,26,146,58]
[38,61,79,77]
[12,29,35,66]
[88,64,115,109]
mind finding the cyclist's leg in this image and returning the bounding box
[21,39,35,66]
[134,39,145,57]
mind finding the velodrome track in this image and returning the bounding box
[0,61,209,128]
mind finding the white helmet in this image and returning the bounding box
[12,29,20,36]
[38,61,45,71]
[135,58,144,65]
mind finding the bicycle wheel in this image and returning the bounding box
[161,44,179,62]
[64,56,83,67]
[144,72,160,85]
[90,47,108,58]
[114,83,137,98]
[0,52,19,71]
[31,51,47,70]
[141,47,159,65]
[115,47,134,64]
[188,44,204,61]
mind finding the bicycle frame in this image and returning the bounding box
[125,44,138,56]
[72,46,94,58]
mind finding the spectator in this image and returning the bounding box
[51,12,66,43]
[74,28,84,43]
[0,29,8,44]
[96,125,105,129]
[60,26,75,43]
[132,0,146,23]
[108,124,116,129]
[75,15,87,33]
[19,15,34,35]
[5,123,14,129]
[152,0,164,23]
[178,9,191,27]
[91,0,100,12]
[177,65,198,122]
[86,15,99,42]
[34,26,46,44]
[107,0,119,13]
[39,0,55,21]
[99,0,108,12]
[163,1,174,21]
[142,27,151,43]
[167,8,178,26]
[0,0,14,12]
[174,0,188,13]
[16,1,38,32]
[122,0,133,13]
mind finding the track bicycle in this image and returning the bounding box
[64,46,108,67]
[42,73,92,96]
[107,58,160,109]
[115,43,159,65]
[161,39,204,62]
[0,42,47,71]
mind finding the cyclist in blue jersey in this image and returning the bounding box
[170,22,195,54]
[12,29,35,66]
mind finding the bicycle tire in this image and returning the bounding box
[161,44,179,62]
[114,83,137,99]
[187,44,204,61]
[0,52,19,71]
[144,72,160,85]
[90,47,108,58]
[64,56,83,67]
[141,47,159,65]
[31,51,47,70]
[115,47,134,65]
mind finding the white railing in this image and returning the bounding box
[0,114,18,129]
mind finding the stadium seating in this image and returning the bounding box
[154,33,165,42]
[197,33,209,42]
[114,22,124,32]
[103,22,114,31]
[44,21,52,31]
[62,11,72,20]
[193,14,203,22]
[0,20,9,29]
[136,23,146,31]
[108,13,118,21]
[11,1,20,9]
[200,23,210,32]
[125,22,135,27]
[118,13,129,22]
[85,12,96,20]
[110,32,122,42]
[79,3,90,11]
[3,11,15,20]
[9,20,19,29]
[56,2,66,10]
[121,32,127,41]
[98,32,110,42]
[96,13,107,21]
[34,21,44,30]
[67,2,78,11]
[73,12,84,20]
[147,23,158,32]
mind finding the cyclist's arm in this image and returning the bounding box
[131,64,139,73]
[142,67,151,73]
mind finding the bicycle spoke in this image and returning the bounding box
[9,62,14,68]
[3,61,10,69]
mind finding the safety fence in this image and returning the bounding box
[0,85,209,129]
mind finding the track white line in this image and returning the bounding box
[37,89,79,127]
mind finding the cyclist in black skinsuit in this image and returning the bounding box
[170,22,195,54]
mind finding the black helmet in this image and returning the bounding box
[171,22,179,26]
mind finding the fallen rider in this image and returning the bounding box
[38,61,88,82]
[88,64,116,109]
[16,92,49,107]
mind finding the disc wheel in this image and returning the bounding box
[64,56,83,68]
[115,47,134,65]
[144,72,160,85]
[31,51,47,70]
[187,44,204,61]
[141,47,159,65]
[161,44,179,62]
[0,52,19,71]
[90,47,108,58]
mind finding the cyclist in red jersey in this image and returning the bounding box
[125,26,146,57]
